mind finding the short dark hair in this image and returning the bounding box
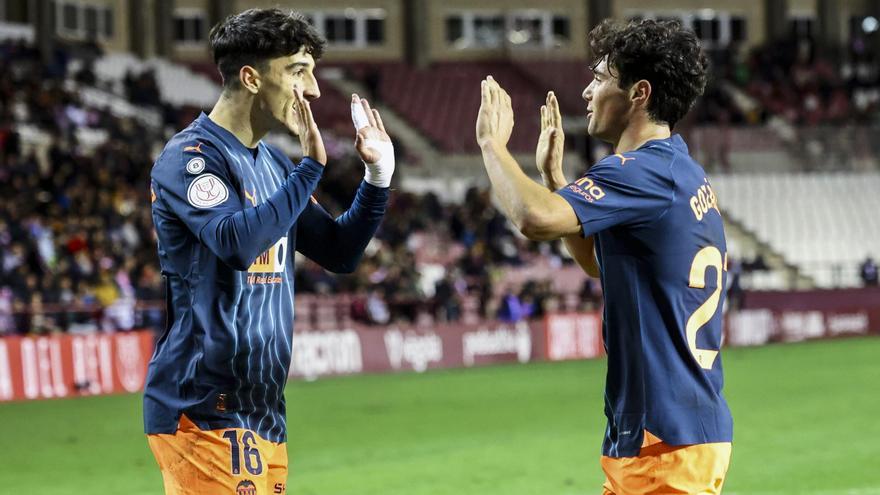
[589,18,708,129]
[209,8,326,89]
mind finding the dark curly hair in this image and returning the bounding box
[589,18,708,129]
[209,8,326,89]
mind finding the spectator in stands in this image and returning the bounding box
[496,286,533,323]
[433,271,463,322]
[860,255,878,286]
[744,254,769,272]
[0,286,13,335]
[726,256,744,310]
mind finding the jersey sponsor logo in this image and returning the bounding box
[568,176,606,203]
[690,179,720,221]
[273,482,286,494]
[185,156,206,174]
[182,142,203,154]
[247,236,287,284]
[613,153,634,166]
[236,480,257,495]
[187,173,229,208]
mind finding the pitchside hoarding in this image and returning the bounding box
[0,331,154,402]
[1,287,878,401]
[288,321,547,381]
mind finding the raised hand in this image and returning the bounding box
[287,88,327,165]
[536,91,565,182]
[351,94,395,188]
[476,75,514,148]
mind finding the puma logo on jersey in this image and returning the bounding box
[183,142,204,154]
[614,153,634,166]
[244,189,257,207]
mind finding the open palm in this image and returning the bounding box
[536,91,564,179]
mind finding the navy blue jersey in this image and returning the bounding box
[145,113,388,443]
[557,135,732,457]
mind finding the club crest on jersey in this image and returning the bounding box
[185,157,206,174]
[236,480,257,495]
[187,173,229,208]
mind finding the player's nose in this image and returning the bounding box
[303,74,321,101]
[304,87,320,101]
[582,82,594,102]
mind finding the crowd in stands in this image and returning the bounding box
[0,39,587,335]
[2,29,879,335]
[0,40,164,335]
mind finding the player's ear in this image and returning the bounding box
[239,65,261,95]
[630,79,651,109]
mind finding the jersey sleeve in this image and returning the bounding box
[295,181,389,273]
[151,143,324,270]
[555,153,674,238]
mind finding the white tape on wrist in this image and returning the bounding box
[363,139,394,188]
[352,101,394,188]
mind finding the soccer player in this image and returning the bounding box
[476,19,732,494]
[145,9,394,495]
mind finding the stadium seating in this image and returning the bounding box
[711,173,880,287]
[509,59,593,115]
[371,62,543,153]
[93,52,220,107]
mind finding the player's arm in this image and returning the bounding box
[295,185,387,273]
[476,77,581,241]
[153,90,326,270]
[295,95,393,273]
[297,94,395,273]
[536,91,600,278]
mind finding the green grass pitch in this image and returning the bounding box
[1,336,879,494]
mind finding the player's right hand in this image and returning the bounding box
[289,88,327,165]
[351,94,395,188]
[476,76,514,148]
[536,91,564,181]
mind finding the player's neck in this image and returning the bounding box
[208,93,269,149]
[614,119,671,154]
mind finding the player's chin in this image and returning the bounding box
[585,121,598,138]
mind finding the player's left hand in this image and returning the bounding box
[351,94,395,188]
[288,88,327,165]
[476,76,514,148]
[536,91,565,181]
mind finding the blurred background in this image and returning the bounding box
[1,0,880,338]
[0,1,879,493]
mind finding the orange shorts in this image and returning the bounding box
[601,431,731,495]
[147,415,288,495]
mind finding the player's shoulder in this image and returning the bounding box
[591,136,687,182]
[153,120,228,181]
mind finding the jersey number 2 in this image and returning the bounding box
[686,246,724,370]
